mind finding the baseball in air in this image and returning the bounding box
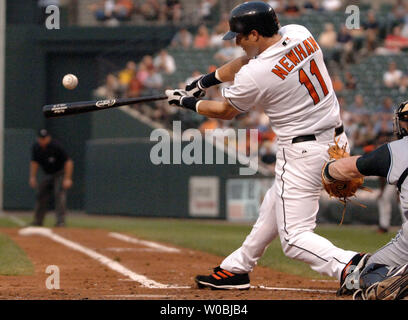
[62,74,78,90]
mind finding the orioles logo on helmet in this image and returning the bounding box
[394,101,408,139]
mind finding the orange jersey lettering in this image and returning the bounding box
[272,65,289,80]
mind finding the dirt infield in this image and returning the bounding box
[0,227,346,300]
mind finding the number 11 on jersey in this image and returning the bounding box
[298,59,329,105]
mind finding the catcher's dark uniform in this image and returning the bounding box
[346,102,408,300]
[356,137,408,266]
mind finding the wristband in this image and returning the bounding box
[199,71,222,89]
[181,96,198,112]
[323,160,336,183]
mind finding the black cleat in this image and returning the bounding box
[195,266,250,290]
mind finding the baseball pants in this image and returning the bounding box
[33,171,66,226]
[221,129,357,280]
[367,220,408,266]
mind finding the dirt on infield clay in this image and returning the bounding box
[0,227,349,300]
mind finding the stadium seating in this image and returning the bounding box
[161,9,403,111]
[90,5,407,136]
[340,54,408,108]
[162,48,219,87]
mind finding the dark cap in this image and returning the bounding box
[223,1,280,40]
[38,129,50,138]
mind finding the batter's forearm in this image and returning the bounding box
[328,156,364,181]
[196,100,240,120]
[216,55,250,82]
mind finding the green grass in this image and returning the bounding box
[0,233,34,276]
[0,217,24,228]
[0,213,398,279]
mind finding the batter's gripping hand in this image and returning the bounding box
[185,76,206,99]
[166,89,188,106]
[165,89,198,112]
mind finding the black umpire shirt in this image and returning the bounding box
[31,140,69,175]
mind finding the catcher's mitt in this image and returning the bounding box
[321,136,370,224]
[353,263,408,300]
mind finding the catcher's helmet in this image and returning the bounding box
[394,101,408,139]
[223,1,280,40]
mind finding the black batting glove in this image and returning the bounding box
[185,71,223,98]
[185,76,206,98]
[165,89,198,112]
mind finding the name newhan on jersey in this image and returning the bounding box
[272,36,320,80]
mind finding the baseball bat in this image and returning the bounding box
[43,94,167,118]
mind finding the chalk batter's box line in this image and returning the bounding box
[254,285,336,294]
[18,227,336,294]
[18,227,186,289]
[117,280,336,294]
[108,232,181,253]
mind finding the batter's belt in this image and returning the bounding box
[292,125,344,144]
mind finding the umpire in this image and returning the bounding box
[29,129,74,227]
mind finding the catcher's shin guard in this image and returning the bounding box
[353,263,408,300]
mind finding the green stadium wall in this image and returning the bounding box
[4,20,176,210]
[84,137,261,218]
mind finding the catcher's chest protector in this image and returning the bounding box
[387,137,408,213]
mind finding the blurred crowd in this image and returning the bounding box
[93,0,408,172]
[94,50,173,98]
[87,0,220,26]
[317,9,408,70]
[84,0,365,26]
[340,94,396,154]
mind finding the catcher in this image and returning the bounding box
[322,101,408,300]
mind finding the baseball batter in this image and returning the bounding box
[322,101,408,299]
[166,2,362,290]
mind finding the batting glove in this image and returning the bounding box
[185,76,206,98]
[165,89,198,112]
[185,71,223,98]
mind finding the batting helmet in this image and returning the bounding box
[394,101,408,139]
[223,1,280,40]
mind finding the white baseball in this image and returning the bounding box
[62,74,78,90]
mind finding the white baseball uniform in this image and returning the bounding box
[220,24,357,279]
